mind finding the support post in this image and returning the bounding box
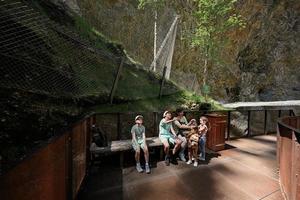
[117,113,121,140]
[227,111,231,140]
[153,112,158,136]
[247,110,251,137]
[278,110,281,118]
[110,58,124,104]
[159,66,167,99]
[264,110,267,135]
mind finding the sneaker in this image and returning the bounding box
[194,161,198,167]
[199,157,205,161]
[186,160,192,165]
[136,163,143,173]
[179,153,186,162]
[145,164,151,174]
[192,157,195,161]
[165,156,170,166]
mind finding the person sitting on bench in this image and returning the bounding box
[159,111,182,166]
[173,108,197,162]
[131,115,150,174]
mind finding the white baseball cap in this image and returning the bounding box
[135,115,143,121]
[163,111,171,117]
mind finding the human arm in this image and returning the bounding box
[143,127,146,143]
[163,118,176,124]
[174,120,194,129]
[170,125,177,137]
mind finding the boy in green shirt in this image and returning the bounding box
[131,115,150,173]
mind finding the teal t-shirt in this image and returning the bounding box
[131,124,145,142]
[159,119,172,136]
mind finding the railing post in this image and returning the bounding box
[278,110,281,118]
[264,110,267,135]
[117,113,121,140]
[247,110,251,137]
[227,111,231,140]
[153,112,158,137]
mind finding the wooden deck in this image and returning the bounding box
[79,135,283,200]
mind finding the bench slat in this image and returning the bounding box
[91,137,162,154]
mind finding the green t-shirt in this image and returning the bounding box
[159,119,173,136]
[131,124,145,142]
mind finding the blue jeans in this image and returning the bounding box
[199,136,206,160]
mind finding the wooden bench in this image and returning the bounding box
[90,137,163,167]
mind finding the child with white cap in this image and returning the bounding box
[131,115,150,173]
[159,111,182,166]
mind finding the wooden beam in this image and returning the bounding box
[110,58,124,104]
[159,66,167,99]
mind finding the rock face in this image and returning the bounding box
[235,0,300,102]
[49,0,81,15]
[78,0,299,102]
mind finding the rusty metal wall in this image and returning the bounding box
[0,117,93,200]
[72,120,87,198]
[0,133,70,200]
[277,116,300,200]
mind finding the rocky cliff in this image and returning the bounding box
[76,0,300,102]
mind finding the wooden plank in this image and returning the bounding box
[91,137,163,154]
[109,58,124,104]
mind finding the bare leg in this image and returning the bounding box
[188,149,192,161]
[172,139,182,155]
[143,146,149,163]
[135,147,141,163]
[162,140,170,156]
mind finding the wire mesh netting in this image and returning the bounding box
[78,1,203,95]
[0,0,121,98]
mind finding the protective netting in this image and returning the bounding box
[170,70,201,94]
[0,0,120,98]
[150,14,178,80]
[149,10,201,94]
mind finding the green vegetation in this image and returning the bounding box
[92,91,224,113]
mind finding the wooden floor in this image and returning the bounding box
[79,135,284,200]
